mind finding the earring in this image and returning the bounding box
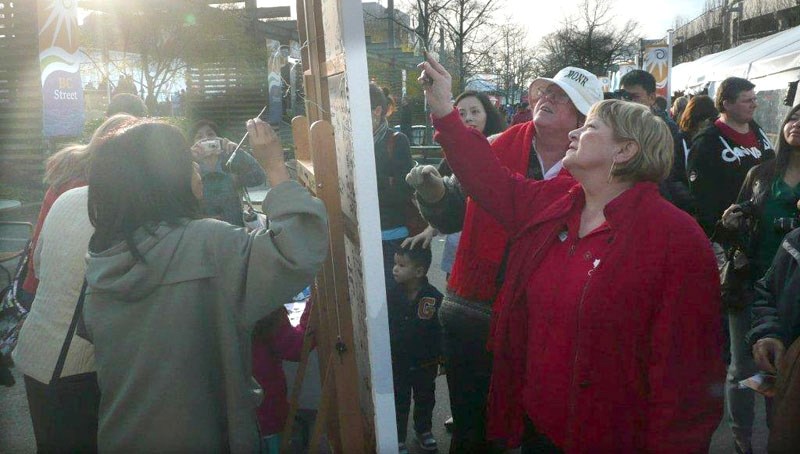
[607,156,617,183]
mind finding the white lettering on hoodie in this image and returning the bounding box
[718,130,773,163]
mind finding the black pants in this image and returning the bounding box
[439,296,503,453]
[394,363,437,442]
[24,373,100,454]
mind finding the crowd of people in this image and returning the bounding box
[4,50,800,454]
[406,54,800,453]
[8,93,328,453]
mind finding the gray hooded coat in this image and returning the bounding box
[84,181,328,453]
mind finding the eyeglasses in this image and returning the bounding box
[736,97,758,105]
[536,87,571,105]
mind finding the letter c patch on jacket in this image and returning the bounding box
[417,297,437,320]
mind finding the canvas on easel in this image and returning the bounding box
[282,0,397,452]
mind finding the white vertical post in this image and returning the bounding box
[667,29,674,107]
[339,0,398,451]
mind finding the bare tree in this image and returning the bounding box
[490,22,537,104]
[81,4,263,111]
[535,0,638,77]
[396,0,452,51]
[437,0,502,93]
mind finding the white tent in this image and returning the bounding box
[672,25,800,96]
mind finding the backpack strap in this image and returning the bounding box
[51,280,88,383]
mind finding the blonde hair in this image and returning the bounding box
[44,114,137,189]
[589,100,673,183]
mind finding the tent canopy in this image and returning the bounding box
[672,25,800,95]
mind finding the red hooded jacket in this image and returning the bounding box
[252,303,311,435]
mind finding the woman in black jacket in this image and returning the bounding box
[369,84,415,296]
[677,95,718,171]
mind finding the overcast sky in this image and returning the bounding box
[493,0,706,41]
[257,0,708,43]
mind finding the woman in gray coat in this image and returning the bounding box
[83,118,328,453]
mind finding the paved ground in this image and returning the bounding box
[0,217,769,452]
[0,203,38,452]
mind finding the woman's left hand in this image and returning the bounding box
[402,225,438,249]
[417,53,453,119]
[406,165,446,203]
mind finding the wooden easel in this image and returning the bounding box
[279,0,397,452]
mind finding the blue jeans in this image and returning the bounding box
[394,364,437,441]
[726,307,757,448]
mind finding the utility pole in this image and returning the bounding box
[723,0,744,50]
[387,0,395,47]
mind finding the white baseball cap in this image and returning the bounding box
[528,66,603,115]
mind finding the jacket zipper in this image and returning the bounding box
[565,257,599,450]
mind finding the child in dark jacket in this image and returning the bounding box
[388,246,443,453]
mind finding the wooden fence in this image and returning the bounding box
[0,1,45,186]
[185,63,269,140]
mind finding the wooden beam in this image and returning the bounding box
[291,116,317,190]
[288,1,399,452]
[254,6,291,19]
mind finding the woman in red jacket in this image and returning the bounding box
[412,55,724,453]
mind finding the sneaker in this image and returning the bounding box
[444,416,454,432]
[398,442,409,454]
[416,431,438,451]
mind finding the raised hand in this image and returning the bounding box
[247,118,280,153]
[406,164,446,203]
[247,118,288,186]
[417,52,454,119]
